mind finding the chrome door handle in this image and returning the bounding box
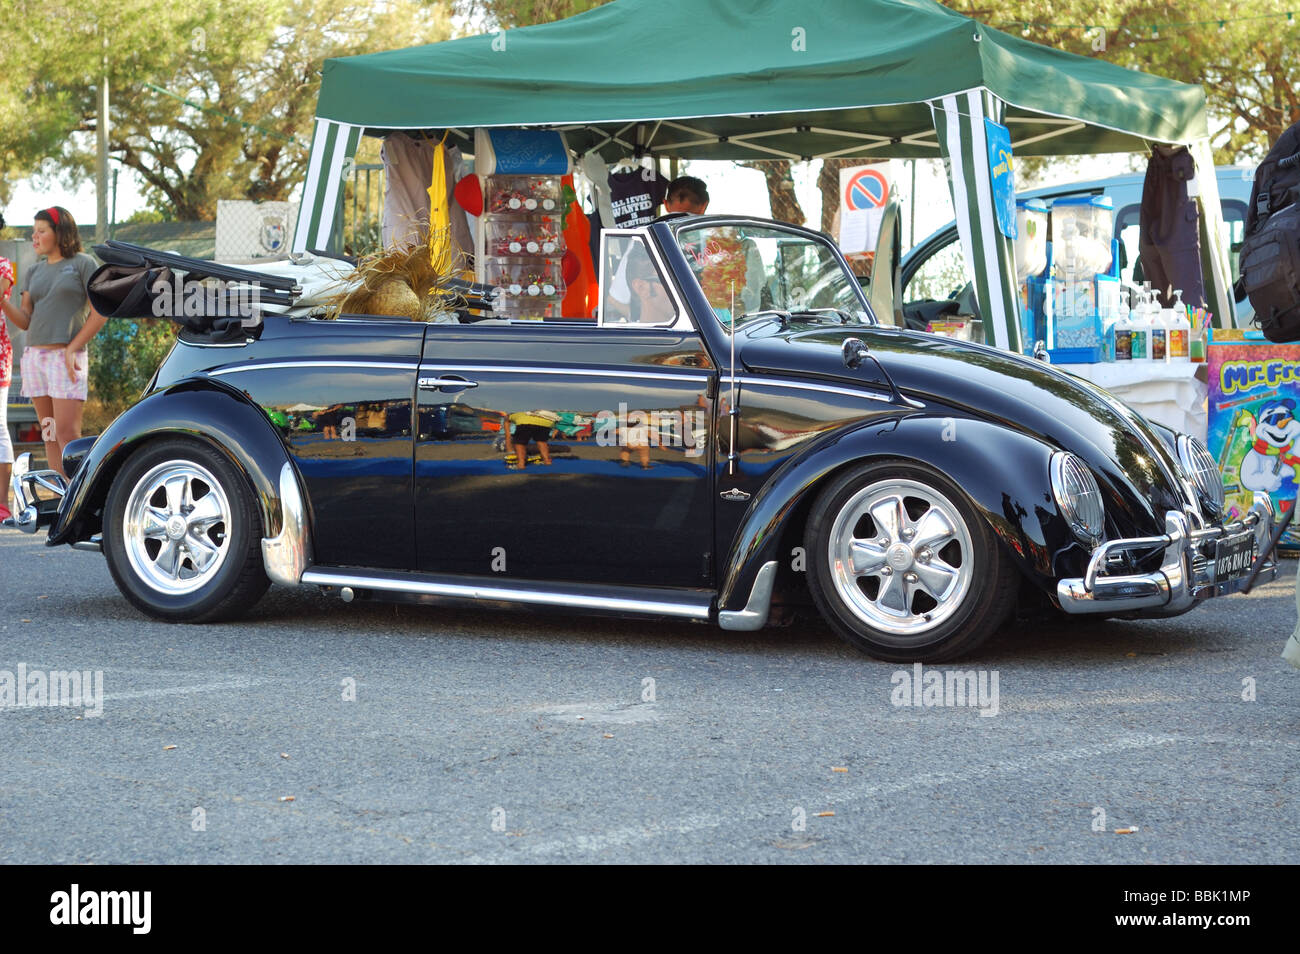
[419,375,479,391]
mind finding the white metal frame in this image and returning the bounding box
[596,228,693,331]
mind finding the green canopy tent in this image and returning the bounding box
[294,0,1236,349]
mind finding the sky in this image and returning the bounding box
[6,169,148,233]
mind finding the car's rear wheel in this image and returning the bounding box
[804,459,1018,662]
[103,439,269,622]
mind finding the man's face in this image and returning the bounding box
[664,195,708,215]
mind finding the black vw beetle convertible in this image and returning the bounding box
[6,215,1277,661]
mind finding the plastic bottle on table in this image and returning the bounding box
[1167,289,1190,362]
[1129,289,1150,361]
[1151,295,1170,362]
[1112,295,1133,362]
[1103,289,1126,362]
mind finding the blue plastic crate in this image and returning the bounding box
[1048,346,1105,364]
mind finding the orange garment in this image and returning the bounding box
[561,174,597,318]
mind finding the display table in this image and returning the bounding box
[1055,361,1207,438]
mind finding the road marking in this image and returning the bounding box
[100,677,262,703]
[0,677,263,715]
[531,701,661,724]
[497,734,1184,859]
[997,690,1192,712]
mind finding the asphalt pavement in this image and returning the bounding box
[1,531,1297,864]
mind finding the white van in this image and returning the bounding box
[899,165,1256,328]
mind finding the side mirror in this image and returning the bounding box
[842,337,868,369]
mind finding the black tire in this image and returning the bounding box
[804,458,1019,662]
[102,438,269,622]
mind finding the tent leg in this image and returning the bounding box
[1188,138,1237,329]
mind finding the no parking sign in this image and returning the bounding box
[837,162,895,255]
[843,168,890,212]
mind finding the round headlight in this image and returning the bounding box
[1176,435,1225,518]
[1050,452,1105,546]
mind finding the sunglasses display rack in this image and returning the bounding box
[476,174,567,320]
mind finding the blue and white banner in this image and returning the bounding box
[984,118,1017,240]
[477,128,572,176]
[929,91,1023,352]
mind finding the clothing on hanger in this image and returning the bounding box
[608,162,667,229]
[381,132,435,247]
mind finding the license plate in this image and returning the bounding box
[1213,531,1257,589]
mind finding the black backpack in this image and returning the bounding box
[1240,120,1300,341]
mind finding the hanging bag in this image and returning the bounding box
[1240,120,1300,342]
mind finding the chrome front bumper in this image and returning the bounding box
[3,453,67,534]
[1057,494,1277,614]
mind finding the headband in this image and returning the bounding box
[46,207,60,225]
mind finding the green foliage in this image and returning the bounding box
[345,217,384,258]
[0,1,453,218]
[944,0,1299,163]
[121,207,173,225]
[485,0,608,29]
[89,318,177,414]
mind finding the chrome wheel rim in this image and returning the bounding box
[828,478,974,639]
[123,460,232,595]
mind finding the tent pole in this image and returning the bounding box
[930,91,1023,353]
[910,160,917,249]
[1187,137,1236,328]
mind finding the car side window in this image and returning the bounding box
[598,232,678,327]
[1117,199,1248,285]
[904,234,968,303]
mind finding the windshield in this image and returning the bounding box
[675,223,872,331]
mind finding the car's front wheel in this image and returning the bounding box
[103,438,269,622]
[804,459,1019,662]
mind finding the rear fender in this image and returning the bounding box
[48,379,305,558]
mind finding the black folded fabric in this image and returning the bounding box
[88,262,251,342]
[902,298,960,332]
[87,262,174,319]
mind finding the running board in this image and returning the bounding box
[300,567,714,621]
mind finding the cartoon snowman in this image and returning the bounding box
[1240,399,1300,494]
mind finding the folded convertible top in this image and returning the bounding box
[88,241,304,341]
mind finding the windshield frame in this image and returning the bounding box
[667,215,878,332]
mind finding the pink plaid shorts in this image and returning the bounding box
[20,346,88,401]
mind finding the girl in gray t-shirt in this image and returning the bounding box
[0,206,107,478]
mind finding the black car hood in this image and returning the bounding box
[737,321,1188,534]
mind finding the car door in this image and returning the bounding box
[413,231,717,587]
[199,317,423,569]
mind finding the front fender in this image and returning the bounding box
[48,378,301,549]
[718,414,1082,613]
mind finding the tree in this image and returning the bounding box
[480,0,607,28]
[0,1,198,207]
[738,160,806,226]
[2,1,452,219]
[811,2,1299,236]
[943,0,1299,162]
